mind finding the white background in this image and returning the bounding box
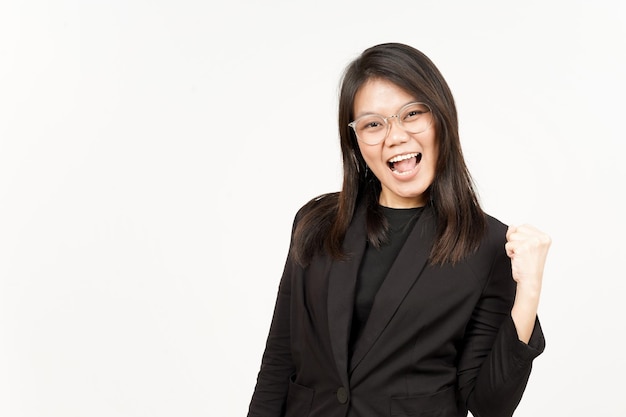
[1,1,625,416]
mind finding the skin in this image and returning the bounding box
[353,78,551,343]
[507,224,551,343]
[353,78,438,209]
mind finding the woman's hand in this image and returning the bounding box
[505,224,552,343]
[505,224,552,293]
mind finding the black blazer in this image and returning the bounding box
[249,202,544,417]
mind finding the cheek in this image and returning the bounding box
[357,145,379,166]
[426,137,439,170]
[428,146,439,167]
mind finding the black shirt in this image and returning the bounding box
[349,206,424,354]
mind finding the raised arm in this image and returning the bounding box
[506,224,551,343]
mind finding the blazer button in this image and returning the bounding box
[336,386,348,404]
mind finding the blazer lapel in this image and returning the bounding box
[349,206,436,372]
[327,205,367,386]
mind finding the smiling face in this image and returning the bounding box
[353,78,438,208]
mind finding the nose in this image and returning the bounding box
[385,115,408,145]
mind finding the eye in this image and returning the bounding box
[402,104,430,121]
[404,110,421,119]
[364,121,382,129]
[357,117,385,131]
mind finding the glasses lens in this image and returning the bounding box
[399,103,431,134]
[354,115,387,145]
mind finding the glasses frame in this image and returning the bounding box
[348,101,432,146]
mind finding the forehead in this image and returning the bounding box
[353,78,417,116]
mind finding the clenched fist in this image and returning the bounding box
[505,224,552,291]
[505,224,551,343]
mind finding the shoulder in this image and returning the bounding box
[483,213,508,245]
[463,213,510,281]
[474,213,516,295]
[294,192,340,223]
[471,213,509,263]
[289,192,340,266]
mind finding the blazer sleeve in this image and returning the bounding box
[247,218,298,417]
[456,228,546,417]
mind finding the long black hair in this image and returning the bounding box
[292,43,486,266]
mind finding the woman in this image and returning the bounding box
[248,43,551,417]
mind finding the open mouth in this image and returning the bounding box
[387,152,422,175]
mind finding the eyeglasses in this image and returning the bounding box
[348,102,433,146]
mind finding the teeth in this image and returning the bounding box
[395,170,414,176]
[388,153,419,163]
